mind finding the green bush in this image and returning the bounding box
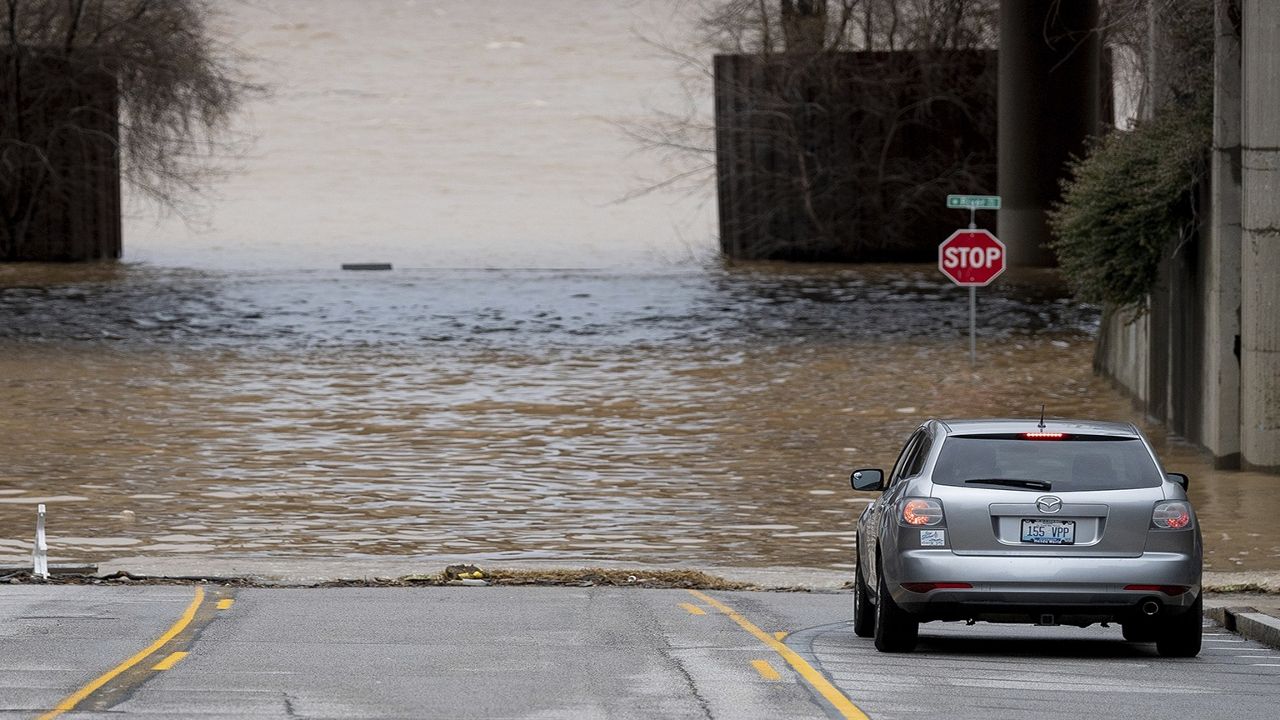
[1048,103,1211,311]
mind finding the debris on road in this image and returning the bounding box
[0,567,753,590]
[442,564,486,581]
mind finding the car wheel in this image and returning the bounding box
[873,558,918,653]
[1121,621,1157,643]
[852,546,874,638]
[1155,593,1202,658]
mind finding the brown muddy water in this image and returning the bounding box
[1,262,1275,574]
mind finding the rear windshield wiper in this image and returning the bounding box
[962,478,1052,491]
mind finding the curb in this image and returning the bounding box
[1206,606,1280,650]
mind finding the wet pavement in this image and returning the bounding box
[1,263,1277,577]
[5,585,1279,719]
[805,609,1280,720]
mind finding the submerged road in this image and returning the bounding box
[1,585,1278,719]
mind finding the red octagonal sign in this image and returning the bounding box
[938,229,1006,287]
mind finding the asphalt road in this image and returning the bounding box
[2,585,1278,719]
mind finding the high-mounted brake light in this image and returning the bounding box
[1022,432,1067,440]
[901,498,944,526]
[1152,501,1192,530]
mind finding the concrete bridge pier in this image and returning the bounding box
[1203,0,1243,469]
[997,0,1102,267]
[1241,0,1280,470]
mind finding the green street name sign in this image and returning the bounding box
[947,194,1001,210]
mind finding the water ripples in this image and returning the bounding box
[2,263,1275,573]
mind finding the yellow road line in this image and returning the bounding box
[774,631,788,641]
[751,659,782,681]
[679,602,707,616]
[151,651,189,671]
[216,599,234,610]
[687,590,869,720]
[38,586,206,720]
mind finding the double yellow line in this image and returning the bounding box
[686,589,869,720]
[38,586,208,720]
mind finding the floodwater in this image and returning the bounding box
[1,263,1276,574]
[2,0,1278,575]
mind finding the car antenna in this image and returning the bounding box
[1038,404,1047,431]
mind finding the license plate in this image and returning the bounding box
[1020,519,1076,545]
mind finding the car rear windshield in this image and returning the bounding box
[932,434,1163,491]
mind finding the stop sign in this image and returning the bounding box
[938,229,1006,286]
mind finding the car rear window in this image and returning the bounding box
[932,434,1163,491]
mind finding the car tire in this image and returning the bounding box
[1155,593,1202,658]
[1121,621,1157,643]
[873,558,918,653]
[852,547,874,638]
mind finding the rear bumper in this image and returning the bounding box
[886,549,1201,623]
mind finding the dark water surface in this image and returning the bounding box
[1,263,1274,573]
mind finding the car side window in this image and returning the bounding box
[889,430,924,485]
[904,433,933,479]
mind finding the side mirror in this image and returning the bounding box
[851,468,885,492]
[1166,472,1189,491]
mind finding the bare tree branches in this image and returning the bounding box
[688,0,996,55]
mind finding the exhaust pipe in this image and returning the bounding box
[1141,600,1161,616]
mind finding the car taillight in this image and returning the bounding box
[901,498,944,526]
[1021,432,1067,439]
[1152,501,1193,529]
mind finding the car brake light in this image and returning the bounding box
[902,582,972,593]
[1123,584,1188,596]
[1021,432,1067,440]
[1152,501,1192,529]
[901,498,944,526]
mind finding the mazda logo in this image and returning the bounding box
[1036,496,1063,514]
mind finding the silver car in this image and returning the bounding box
[851,418,1202,656]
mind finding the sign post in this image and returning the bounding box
[940,196,1004,365]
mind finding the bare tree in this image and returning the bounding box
[1,0,252,260]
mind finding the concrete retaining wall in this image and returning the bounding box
[0,52,121,262]
[1095,0,1277,472]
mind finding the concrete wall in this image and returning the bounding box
[1202,0,1243,468]
[0,52,121,262]
[1097,0,1279,473]
[1240,0,1280,470]
[1094,307,1149,409]
[713,51,997,262]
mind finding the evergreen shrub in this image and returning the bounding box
[1048,103,1211,311]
